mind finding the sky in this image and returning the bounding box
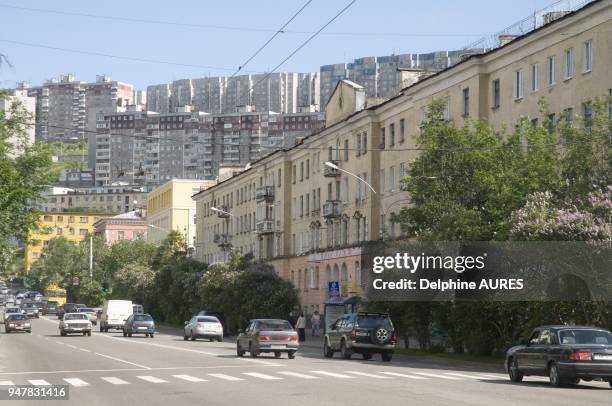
[0,0,550,90]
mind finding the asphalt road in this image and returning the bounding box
[0,316,610,406]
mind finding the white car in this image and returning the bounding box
[1,306,24,323]
[184,316,224,341]
[59,313,92,336]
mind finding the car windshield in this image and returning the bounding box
[356,315,393,329]
[134,315,153,321]
[65,314,88,321]
[197,316,219,323]
[257,320,292,331]
[78,308,94,312]
[8,314,26,320]
[7,308,20,313]
[558,329,612,345]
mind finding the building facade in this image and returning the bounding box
[41,186,148,214]
[0,88,36,152]
[94,211,148,246]
[193,0,612,314]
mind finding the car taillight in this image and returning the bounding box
[289,335,298,342]
[569,351,592,361]
[392,333,397,343]
[257,335,272,341]
[351,330,357,339]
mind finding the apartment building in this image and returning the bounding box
[41,186,148,215]
[193,0,611,313]
[94,211,148,246]
[25,212,112,271]
[0,88,36,153]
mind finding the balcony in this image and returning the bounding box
[213,234,232,248]
[255,186,274,203]
[323,200,342,218]
[255,220,274,234]
[215,205,231,218]
[323,160,341,177]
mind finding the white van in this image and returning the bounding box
[100,300,133,332]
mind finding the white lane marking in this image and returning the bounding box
[444,372,496,380]
[310,371,354,379]
[100,377,130,385]
[29,379,51,386]
[55,341,64,345]
[346,371,390,379]
[0,381,15,385]
[413,372,463,380]
[474,373,506,379]
[66,344,77,349]
[172,374,207,382]
[277,371,319,379]
[136,376,168,384]
[64,378,89,387]
[242,372,282,380]
[94,352,151,370]
[79,348,91,353]
[379,371,427,379]
[208,373,244,381]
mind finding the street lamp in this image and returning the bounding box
[211,206,233,217]
[323,161,377,194]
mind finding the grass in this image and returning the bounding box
[395,348,505,365]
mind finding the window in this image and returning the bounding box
[117,231,125,240]
[300,196,304,217]
[277,168,281,187]
[292,165,296,184]
[564,48,574,79]
[79,217,88,223]
[344,139,349,161]
[44,215,52,222]
[57,228,63,236]
[362,132,367,155]
[531,63,539,92]
[492,79,500,108]
[547,56,556,85]
[547,113,557,133]
[305,160,309,179]
[379,169,385,194]
[462,88,470,116]
[583,40,593,72]
[389,166,395,192]
[399,119,405,143]
[300,162,304,181]
[399,162,405,179]
[389,123,395,146]
[57,216,63,222]
[515,70,524,99]
[583,102,593,131]
[379,127,385,149]
[356,133,361,157]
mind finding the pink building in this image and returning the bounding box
[94,211,148,246]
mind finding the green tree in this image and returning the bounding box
[77,279,105,307]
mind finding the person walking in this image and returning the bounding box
[288,311,296,328]
[310,310,321,337]
[296,313,306,342]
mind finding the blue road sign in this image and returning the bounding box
[328,281,340,297]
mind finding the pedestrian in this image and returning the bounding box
[288,311,296,328]
[296,313,306,342]
[310,310,321,337]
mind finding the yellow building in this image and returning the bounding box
[146,179,216,247]
[25,212,112,272]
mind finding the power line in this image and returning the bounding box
[0,3,484,38]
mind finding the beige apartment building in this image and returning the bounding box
[147,179,215,247]
[193,1,612,314]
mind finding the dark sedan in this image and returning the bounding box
[506,325,612,388]
[236,319,298,359]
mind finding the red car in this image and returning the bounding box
[5,313,31,333]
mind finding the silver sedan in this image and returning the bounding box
[184,316,223,341]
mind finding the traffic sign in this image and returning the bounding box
[72,276,80,286]
[328,281,340,297]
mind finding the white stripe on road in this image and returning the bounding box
[79,348,91,353]
[444,372,496,380]
[172,374,207,382]
[208,373,244,381]
[64,378,89,387]
[346,371,390,379]
[0,381,15,385]
[28,379,51,386]
[66,344,77,349]
[242,372,282,380]
[55,341,64,345]
[310,371,354,379]
[277,371,319,379]
[94,352,151,370]
[378,371,427,379]
[101,377,130,385]
[412,372,463,380]
[136,376,168,384]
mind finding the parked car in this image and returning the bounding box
[132,304,144,314]
[506,325,612,388]
[77,307,98,325]
[236,319,298,359]
[184,316,223,341]
[197,310,226,333]
[21,302,39,318]
[59,313,92,336]
[100,300,133,332]
[123,313,155,338]
[5,314,31,333]
[324,312,396,361]
[42,301,59,315]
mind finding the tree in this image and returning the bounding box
[112,263,156,305]
[29,237,81,291]
[77,279,105,307]
[0,91,55,270]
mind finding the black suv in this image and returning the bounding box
[324,312,396,361]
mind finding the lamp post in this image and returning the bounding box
[324,161,377,194]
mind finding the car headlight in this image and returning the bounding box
[8,323,14,327]
[24,323,30,327]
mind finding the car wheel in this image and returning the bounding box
[237,344,245,357]
[150,333,154,338]
[123,330,127,337]
[324,338,334,358]
[87,331,91,336]
[362,353,373,360]
[508,358,524,382]
[5,330,9,334]
[83,332,86,336]
[288,351,296,359]
[340,339,351,359]
[190,331,196,341]
[381,351,393,362]
[183,333,188,341]
[274,351,281,358]
[27,330,31,333]
[249,342,259,358]
[218,335,223,342]
[548,362,562,387]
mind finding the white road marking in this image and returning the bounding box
[208,373,244,381]
[66,344,77,349]
[136,375,168,384]
[310,371,354,379]
[379,371,427,379]
[277,371,319,379]
[475,373,506,379]
[412,372,463,380]
[444,372,495,380]
[64,378,89,387]
[79,348,91,353]
[346,371,390,379]
[172,374,207,382]
[28,379,51,386]
[100,377,130,385]
[55,341,64,345]
[94,352,151,369]
[242,372,282,380]
[0,381,15,385]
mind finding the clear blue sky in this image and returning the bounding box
[0,0,548,90]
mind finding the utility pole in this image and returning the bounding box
[89,235,93,279]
